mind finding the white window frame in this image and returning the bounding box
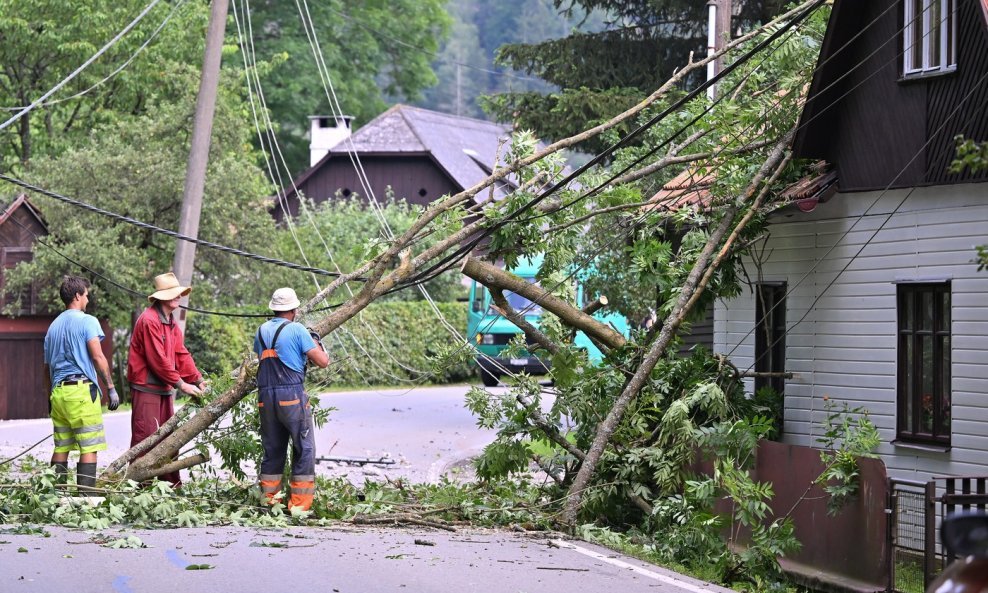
[903,0,957,76]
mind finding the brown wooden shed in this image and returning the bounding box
[0,194,112,420]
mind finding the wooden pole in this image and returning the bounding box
[172,0,228,331]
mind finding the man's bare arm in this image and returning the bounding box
[86,338,114,389]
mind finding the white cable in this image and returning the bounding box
[234,0,429,385]
[0,0,165,132]
[295,0,522,383]
[0,0,187,112]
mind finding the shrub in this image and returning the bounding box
[308,300,473,388]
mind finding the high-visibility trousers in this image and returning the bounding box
[258,385,316,511]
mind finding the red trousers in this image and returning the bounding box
[131,390,181,487]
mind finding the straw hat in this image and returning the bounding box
[269,287,301,312]
[148,272,192,303]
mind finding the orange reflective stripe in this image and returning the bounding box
[258,402,264,407]
[278,399,300,406]
[289,493,314,511]
[260,349,279,360]
[260,477,283,504]
[289,480,315,511]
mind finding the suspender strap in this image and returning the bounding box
[258,321,290,358]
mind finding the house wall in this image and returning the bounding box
[276,154,461,221]
[715,183,988,481]
[795,0,988,191]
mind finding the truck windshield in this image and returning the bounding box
[505,278,542,315]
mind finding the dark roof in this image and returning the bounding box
[0,194,47,230]
[288,105,517,200]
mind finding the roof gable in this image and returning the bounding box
[0,194,47,232]
[288,105,516,201]
[792,0,988,191]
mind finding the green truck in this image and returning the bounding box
[466,255,630,386]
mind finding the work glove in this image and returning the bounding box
[107,387,120,411]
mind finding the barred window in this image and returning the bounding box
[896,283,951,445]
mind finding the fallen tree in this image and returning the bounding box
[102,3,825,546]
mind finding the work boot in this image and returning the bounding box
[50,461,68,486]
[76,462,98,496]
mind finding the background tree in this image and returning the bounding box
[419,0,605,119]
[3,63,277,359]
[242,0,450,175]
[0,0,208,170]
[483,0,789,153]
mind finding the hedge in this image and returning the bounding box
[312,301,473,387]
[185,301,473,389]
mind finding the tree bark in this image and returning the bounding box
[582,296,608,317]
[560,131,795,528]
[490,289,560,356]
[100,2,816,484]
[461,257,626,350]
[101,405,193,480]
[107,361,257,481]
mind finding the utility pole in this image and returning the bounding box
[706,0,732,100]
[171,0,229,331]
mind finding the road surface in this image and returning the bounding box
[0,385,733,593]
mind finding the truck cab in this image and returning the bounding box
[466,256,629,386]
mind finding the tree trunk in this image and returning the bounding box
[461,257,626,350]
[560,131,794,528]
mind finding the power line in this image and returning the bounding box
[293,0,527,384]
[724,0,968,368]
[234,0,433,384]
[734,69,988,377]
[5,214,348,318]
[0,0,189,112]
[400,0,827,292]
[0,173,366,281]
[0,0,165,133]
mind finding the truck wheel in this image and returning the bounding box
[480,368,500,387]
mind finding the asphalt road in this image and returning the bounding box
[0,384,510,484]
[1,524,735,593]
[0,385,731,593]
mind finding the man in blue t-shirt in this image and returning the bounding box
[253,287,329,511]
[43,276,120,493]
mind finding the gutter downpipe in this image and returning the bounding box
[706,0,718,100]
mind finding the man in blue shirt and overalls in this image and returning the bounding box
[43,276,119,494]
[254,287,329,511]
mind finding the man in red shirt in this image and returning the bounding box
[126,272,204,487]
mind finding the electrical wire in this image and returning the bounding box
[0,173,366,281]
[398,0,828,292]
[0,0,189,112]
[234,0,430,385]
[721,0,967,368]
[5,214,349,318]
[733,69,988,379]
[294,0,526,384]
[0,0,165,133]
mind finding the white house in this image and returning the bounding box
[716,0,988,480]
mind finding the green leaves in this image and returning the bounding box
[814,401,880,515]
[104,535,145,549]
[949,135,988,175]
